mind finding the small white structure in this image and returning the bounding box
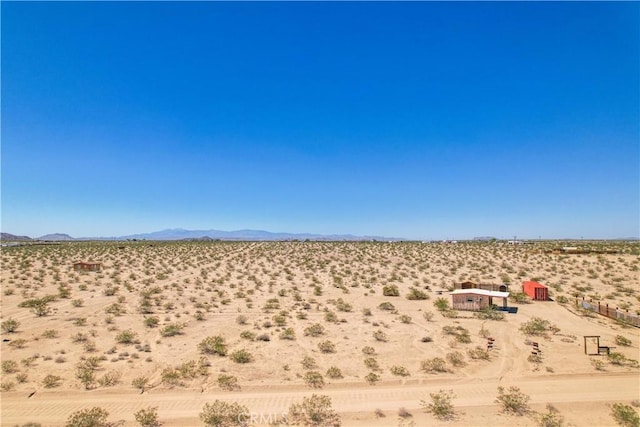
[450,289,510,311]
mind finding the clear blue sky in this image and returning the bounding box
[2,2,638,239]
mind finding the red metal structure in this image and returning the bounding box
[522,281,548,301]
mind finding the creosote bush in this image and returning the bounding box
[373,330,388,342]
[434,297,451,312]
[65,407,111,427]
[229,349,253,364]
[304,371,325,389]
[421,389,456,421]
[326,366,343,379]
[199,400,249,427]
[382,285,400,297]
[520,317,559,336]
[615,335,632,347]
[390,365,410,376]
[495,386,530,416]
[217,374,240,391]
[365,372,380,385]
[287,394,341,427]
[304,323,325,337]
[318,340,336,353]
[115,329,138,344]
[134,406,162,427]
[610,402,640,427]
[421,357,448,373]
[536,403,565,427]
[406,287,429,300]
[1,318,20,333]
[159,322,185,337]
[198,336,227,356]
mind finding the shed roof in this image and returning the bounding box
[450,289,510,298]
[523,281,547,288]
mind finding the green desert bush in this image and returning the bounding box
[434,297,451,311]
[378,302,395,311]
[303,371,325,388]
[447,351,466,367]
[115,329,138,345]
[390,365,410,376]
[406,287,429,300]
[279,328,296,340]
[421,389,456,421]
[1,318,20,333]
[134,406,162,427]
[362,346,376,355]
[610,403,640,427]
[365,372,380,385]
[304,323,325,337]
[495,386,530,416]
[421,357,448,373]
[159,322,185,337]
[144,316,159,328]
[65,407,111,427]
[326,366,343,379]
[199,400,249,427]
[229,349,253,364]
[301,356,318,370]
[382,285,400,297]
[42,374,63,388]
[318,340,336,353]
[132,376,149,392]
[198,336,227,356]
[474,307,505,321]
[520,317,559,336]
[287,394,341,427]
[217,374,240,391]
[2,360,19,374]
[536,403,565,427]
[615,335,632,347]
[373,330,388,342]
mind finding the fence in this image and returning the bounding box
[579,298,640,328]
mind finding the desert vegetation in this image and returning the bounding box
[1,240,638,426]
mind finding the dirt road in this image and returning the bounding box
[2,371,638,426]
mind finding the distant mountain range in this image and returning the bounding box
[1,228,404,242]
[1,232,33,241]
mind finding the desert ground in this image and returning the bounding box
[1,240,638,426]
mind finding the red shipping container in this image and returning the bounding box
[522,281,548,301]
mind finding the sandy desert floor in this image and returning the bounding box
[1,240,638,426]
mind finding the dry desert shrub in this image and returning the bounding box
[421,357,448,373]
[520,317,560,336]
[318,340,336,353]
[325,366,343,379]
[610,403,640,427]
[495,386,531,416]
[65,407,112,427]
[199,400,249,427]
[134,406,162,427]
[217,374,240,391]
[421,389,456,421]
[287,394,341,427]
[304,323,325,337]
[303,371,325,389]
[390,365,410,376]
[365,372,380,385]
[229,349,253,364]
[535,403,565,427]
[198,336,227,356]
[1,317,20,333]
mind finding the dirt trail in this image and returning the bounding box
[2,371,638,426]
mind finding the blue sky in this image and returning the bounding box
[2,2,638,239]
